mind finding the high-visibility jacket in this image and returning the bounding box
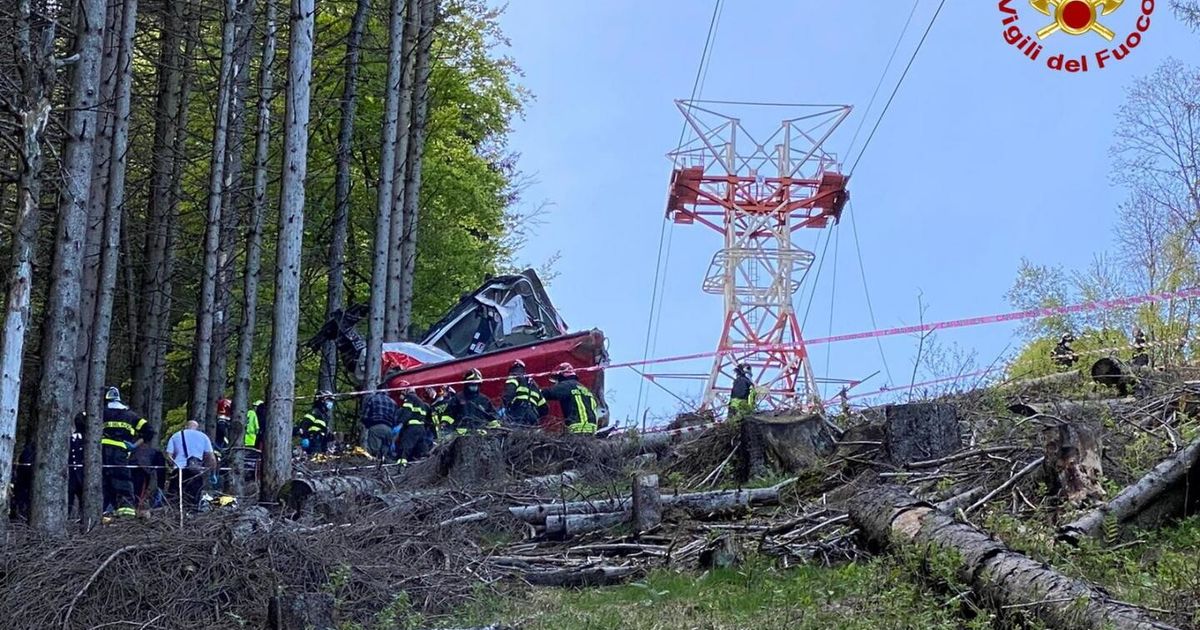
[543,378,599,434]
[245,401,263,447]
[430,395,456,433]
[503,374,546,426]
[102,402,147,447]
[729,374,756,416]
[396,394,432,429]
[300,407,329,437]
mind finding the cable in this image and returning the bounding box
[845,0,923,162]
[634,0,724,418]
[848,0,947,177]
[848,200,894,384]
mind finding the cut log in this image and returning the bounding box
[277,475,385,512]
[846,484,1177,630]
[632,473,661,533]
[881,403,962,465]
[544,511,628,538]
[230,506,271,543]
[524,470,580,489]
[1008,398,1134,419]
[519,565,639,587]
[511,480,792,525]
[509,497,631,524]
[1043,421,1105,506]
[698,535,741,570]
[1059,437,1200,545]
[737,414,835,481]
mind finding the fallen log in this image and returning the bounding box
[511,480,792,525]
[1059,437,1200,545]
[847,484,1177,630]
[545,511,628,538]
[277,476,386,512]
[1001,370,1083,391]
[518,565,639,587]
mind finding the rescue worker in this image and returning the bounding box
[450,369,498,433]
[729,363,756,421]
[502,359,546,427]
[132,426,167,515]
[10,441,34,520]
[1051,333,1078,369]
[542,363,600,435]
[101,386,146,517]
[1131,327,1150,368]
[429,386,461,438]
[245,400,264,449]
[393,381,434,463]
[359,390,398,459]
[298,391,333,455]
[214,397,232,449]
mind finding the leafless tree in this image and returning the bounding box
[385,0,420,340]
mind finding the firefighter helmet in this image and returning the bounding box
[104,386,121,403]
[464,369,483,382]
[554,362,577,380]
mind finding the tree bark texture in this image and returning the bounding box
[396,0,438,335]
[384,0,419,340]
[190,0,239,429]
[263,0,315,499]
[319,0,370,394]
[232,0,276,496]
[31,0,106,535]
[1043,421,1105,507]
[846,484,1177,630]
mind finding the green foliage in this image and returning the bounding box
[443,556,991,629]
[1006,328,1129,380]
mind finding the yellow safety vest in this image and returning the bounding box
[566,387,598,434]
[245,404,261,447]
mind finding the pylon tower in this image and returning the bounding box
[665,100,851,411]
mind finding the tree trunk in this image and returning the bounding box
[263,0,314,499]
[319,0,369,394]
[1043,421,1105,507]
[1059,436,1200,545]
[190,0,239,429]
[846,484,1177,630]
[231,0,276,497]
[631,473,661,533]
[384,0,419,340]
[206,0,259,438]
[277,475,384,511]
[0,1,54,530]
[133,0,186,418]
[31,0,106,536]
[396,0,437,336]
[365,0,408,390]
[74,0,125,415]
[510,482,789,525]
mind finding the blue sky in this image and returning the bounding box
[496,1,1200,425]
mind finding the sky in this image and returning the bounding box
[494,0,1200,426]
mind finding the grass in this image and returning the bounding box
[439,556,996,630]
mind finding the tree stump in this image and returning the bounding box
[881,403,962,466]
[735,414,834,482]
[267,592,336,630]
[699,535,741,570]
[632,473,661,533]
[1043,421,1105,507]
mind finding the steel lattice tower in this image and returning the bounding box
[665,100,851,411]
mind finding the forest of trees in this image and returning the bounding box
[0,0,526,534]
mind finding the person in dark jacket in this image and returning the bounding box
[502,360,546,427]
[131,426,166,515]
[542,363,600,435]
[360,391,398,459]
[1131,327,1150,368]
[298,391,333,455]
[393,382,433,463]
[449,369,498,433]
[1051,333,1078,369]
[429,386,459,439]
[10,442,35,521]
[729,363,756,421]
[101,386,145,517]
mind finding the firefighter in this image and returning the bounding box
[101,386,146,517]
[298,391,333,455]
[729,363,756,421]
[393,381,434,463]
[359,390,398,459]
[429,386,461,438]
[1131,327,1150,368]
[245,400,264,449]
[1051,333,1078,369]
[502,359,546,427]
[450,369,498,433]
[542,363,600,435]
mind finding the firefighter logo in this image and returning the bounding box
[1030,0,1123,40]
[998,0,1155,73]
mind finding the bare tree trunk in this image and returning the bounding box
[366,0,408,390]
[231,0,276,496]
[263,0,314,499]
[384,0,419,340]
[83,0,138,528]
[206,0,259,437]
[318,0,370,394]
[0,0,55,531]
[132,0,187,417]
[75,0,125,414]
[397,0,437,336]
[31,0,106,536]
[190,0,239,429]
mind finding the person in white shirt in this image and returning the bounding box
[166,421,217,511]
